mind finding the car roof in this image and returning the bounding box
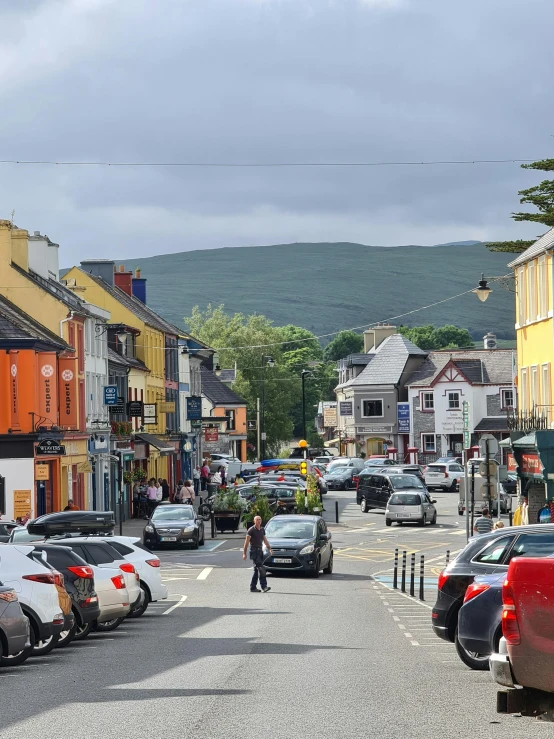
[265,514,321,522]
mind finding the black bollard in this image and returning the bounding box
[509,510,513,527]
[445,549,450,567]
[335,500,339,524]
[419,555,425,601]
[210,510,216,539]
[393,548,399,589]
[410,553,415,597]
[401,550,407,593]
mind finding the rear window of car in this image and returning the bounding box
[109,542,135,556]
[389,493,421,506]
[389,475,424,490]
[427,465,446,473]
[132,542,153,554]
[472,535,516,564]
[83,543,119,565]
[507,532,554,562]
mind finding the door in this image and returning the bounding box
[366,475,380,507]
[317,519,329,566]
[367,439,384,456]
[378,477,392,509]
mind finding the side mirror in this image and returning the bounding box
[319,532,330,541]
[431,499,437,504]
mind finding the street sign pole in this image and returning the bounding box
[463,401,470,542]
[256,398,261,461]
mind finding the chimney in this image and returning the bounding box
[80,259,115,286]
[10,228,29,272]
[483,332,497,350]
[0,220,13,272]
[113,263,133,296]
[132,266,147,304]
[28,231,60,281]
[363,324,397,352]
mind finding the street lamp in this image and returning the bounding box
[472,274,492,302]
[301,369,314,441]
[260,355,274,461]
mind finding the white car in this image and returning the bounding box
[424,462,464,491]
[88,566,131,632]
[0,544,64,658]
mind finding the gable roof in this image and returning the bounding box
[12,263,91,316]
[406,349,513,387]
[107,347,149,372]
[344,334,427,387]
[508,228,554,268]
[200,366,245,405]
[217,369,236,383]
[0,294,70,351]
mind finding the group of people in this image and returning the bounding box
[138,477,197,516]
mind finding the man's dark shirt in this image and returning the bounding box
[248,525,266,549]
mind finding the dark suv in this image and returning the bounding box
[432,525,554,651]
[357,470,426,512]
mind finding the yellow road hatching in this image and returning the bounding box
[334,540,453,563]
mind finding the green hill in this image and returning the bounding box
[98,242,518,340]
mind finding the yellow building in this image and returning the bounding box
[509,229,554,420]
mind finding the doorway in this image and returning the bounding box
[366,438,384,456]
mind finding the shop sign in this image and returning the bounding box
[78,461,93,473]
[58,357,78,429]
[507,454,517,472]
[38,353,58,425]
[397,403,410,434]
[104,386,118,405]
[127,401,144,417]
[159,401,176,414]
[204,428,219,442]
[109,397,125,415]
[9,351,20,430]
[339,401,353,417]
[133,442,148,460]
[36,439,66,455]
[35,464,50,480]
[323,403,337,427]
[187,396,202,420]
[13,490,32,519]
[143,404,157,425]
[521,453,542,475]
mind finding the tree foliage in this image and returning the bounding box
[399,324,473,351]
[323,330,364,361]
[485,158,554,253]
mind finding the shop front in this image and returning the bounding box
[88,435,110,511]
[34,437,66,515]
[0,437,36,520]
[511,431,554,524]
[60,436,90,510]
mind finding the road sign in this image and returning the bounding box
[247,420,257,431]
[104,385,118,405]
[261,432,267,440]
[464,430,471,449]
[479,434,499,457]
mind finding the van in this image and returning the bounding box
[357,470,427,513]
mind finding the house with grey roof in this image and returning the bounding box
[200,366,247,459]
[406,346,515,462]
[334,327,428,458]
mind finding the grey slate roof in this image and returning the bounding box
[474,417,509,432]
[108,347,149,372]
[12,263,92,315]
[406,349,513,387]
[217,369,236,383]
[343,353,372,366]
[507,228,554,268]
[0,295,70,351]
[344,334,427,387]
[200,366,245,405]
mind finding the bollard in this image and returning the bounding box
[410,552,415,597]
[401,550,407,592]
[509,510,513,527]
[210,510,216,539]
[445,549,450,567]
[419,555,425,601]
[335,500,339,524]
[393,548,399,589]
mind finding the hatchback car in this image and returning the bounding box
[323,466,355,490]
[385,491,437,526]
[0,521,19,543]
[358,471,426,513]
[0,585,30,667]
[262,515,333,577]
[144,504,205,549]
[456,572,504,670]
[432,525,554,653]
[424,462,464,491]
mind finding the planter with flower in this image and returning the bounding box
[212,489,247,533]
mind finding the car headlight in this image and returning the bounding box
[299,544,315,555]
[182,525,195,532]
[144,525,154,533]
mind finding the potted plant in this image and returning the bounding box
[132,468,147,483]
[242,487,274,528]
[123,471,134,485]
[213,489,247,533]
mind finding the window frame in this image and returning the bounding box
[539,255,548,319]
[421,433,436,453]
[361,398,384,419]
[447,391,461,410]
[421,391,434,412]
[517,266,526,326]
[501,388,515,410]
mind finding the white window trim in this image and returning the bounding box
[361,398,384,419]
[447,391,461,410]
[531,365,539,409]
[421,391,434,411]
[521,367,528,412]
[501,387,515,410]
[421,433,436,452]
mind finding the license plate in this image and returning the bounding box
[274,558,292,563]
[160,537,177,542]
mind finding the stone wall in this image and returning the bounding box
[486,394,502,416]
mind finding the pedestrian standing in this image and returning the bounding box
[218,465,227,487]
[174,480,184,503]
[156,478,163,502]
[181,479,195,505]
[147,479,158,516]
[242,515,273,593]
[64,499,80,511]
[473,507,494,536]
[161,479,170,501]
[201,460,210,492]
[193,466,201,496]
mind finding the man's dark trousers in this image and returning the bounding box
[250,547,267,590]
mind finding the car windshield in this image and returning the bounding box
[152,507,195,521]
[328,467,348,474]
[265,520,317,539]
[10,528,42,542]
[389,475,424,490]
[389,493,422,506]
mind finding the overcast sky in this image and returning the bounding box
[0,0,551,263]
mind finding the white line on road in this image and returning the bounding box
[392,616,400,622]
[163,595,188,614]
[404,633,412,638]
[411,641,420,646]
[197,567,213,580]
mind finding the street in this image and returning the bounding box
[0,491,529,739]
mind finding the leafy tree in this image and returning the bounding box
[323,330,364,361]
[485,158,554,253]
[399,324,473,351]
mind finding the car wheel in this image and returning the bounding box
[431,511,437,525]
[360,498,369,513]
[417,516,425,527]
[385,519,392,526]
[310,557,321,578]
[56,618,78,648]
[449,480,458,492]
[455,630,490,671]
[32,632,59,656]
[73,621,92,641]
[94,617,125,632]
[323,552,334,574]
[0,622,36,667]
[128,585,150,619]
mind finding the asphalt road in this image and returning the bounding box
[0,490,529,738]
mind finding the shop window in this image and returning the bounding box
[226,409,236,431]
[362,399,384,418]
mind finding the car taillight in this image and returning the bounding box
[437,571,449,591]
[502,579,521,645]
[146,559,161,567]
[53,571,64,587]
[83,596,98,606]
[111,574,126,590]
[22,573,56,585]
[0,590,17,602]
[444,472,449,478]
[119,563,136,574]
[67,565,94,579]
[464,582,490,603]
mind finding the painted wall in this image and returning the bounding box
[0,459,35,519]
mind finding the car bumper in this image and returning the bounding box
[150,583,168,602]
[97,603,131,623]
[458,635,492,656]
[63,612,76,632]
[75,600,101,625]
[145,531,198,547]
[4,610,29,655]
[263,553,319,574]
[490,652,516,688]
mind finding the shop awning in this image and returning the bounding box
[134,433,176,456]
[324,438,340,447]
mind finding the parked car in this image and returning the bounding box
[363,458,397,467]
[313,456,332,467]
[0,521,19,543]
[379,465,425,483]
[357,471,426,513]
[456,572,504,670]
[425,461,464,491]
[327,458,366,474]
[434,456,463,466]
[143,504,205,549]
[323,466,356,490]
[500,473,517,496]
[262,515,333,577]
[0,585,30,667]
[385,491,437,527]
[432,525,554,657]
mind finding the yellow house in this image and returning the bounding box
[509,229,554,421]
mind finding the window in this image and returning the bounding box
[109,542,135,556]
[539,256,548,318]
[422,434,435,452]
[521,368,528,411]
[448,392,460,409]
[518,267,526,325]
[542,364,550,411]
[472,535,515,564]
[83,543,118,565]
[507,532,554,562]
[422,392,434,411]
[226,409,236,431]
[362,399,383,418]
[531,366,539,408]
[501,388,514,410]
[528,261,537,321]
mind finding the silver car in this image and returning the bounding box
[385,491,437,527]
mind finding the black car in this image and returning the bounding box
[432,525,554,650]
[456,572,504,670]
[357,471,426,512]
[262,515,333,577]
[30,544,100,647]
[144,504,205,549]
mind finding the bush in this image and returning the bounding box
[212,489,247,514]
[242,488,274,527]
[295,475,322,514]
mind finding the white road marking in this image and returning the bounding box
[411,641,420,646]
[392,616,400,621]
[197,567,213,580]
[163,595,188,614]
[162,577,192,581]
[404,633,412,638]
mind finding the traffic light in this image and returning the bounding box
[300,460,307,476]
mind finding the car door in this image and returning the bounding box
[317,520,329,566]
[377,476,391,509]
[366,475,380,507]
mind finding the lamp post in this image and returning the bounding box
[260,354,274,460]
[301,370,310,442]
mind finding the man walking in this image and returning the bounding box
[473,507,494,536]
[242,515,273,593]
[200,460,210,492]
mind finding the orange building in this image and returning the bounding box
[200,367,247,461]
[0,295,72,519]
